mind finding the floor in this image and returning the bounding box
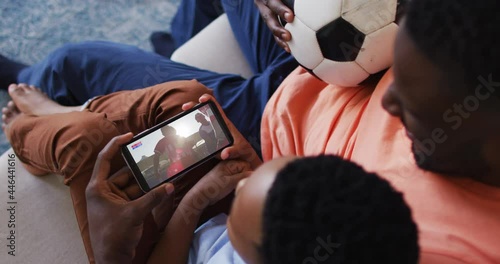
[0,0,180,154]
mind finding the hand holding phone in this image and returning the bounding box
[182,94,263,169]
[121,101,234,192]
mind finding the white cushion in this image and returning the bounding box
[171,14,254,79]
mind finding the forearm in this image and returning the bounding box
[147,192,207,264]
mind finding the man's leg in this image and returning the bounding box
[221,0,297,75]
[170,0,223,48]
[170,0,296,75]
[152,0,223,57]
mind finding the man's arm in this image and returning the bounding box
[148,160,251,264]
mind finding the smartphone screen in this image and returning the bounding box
[121,101,233,192]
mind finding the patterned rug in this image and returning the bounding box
[0,0,180,154]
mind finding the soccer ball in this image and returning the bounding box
[280,0,407,86]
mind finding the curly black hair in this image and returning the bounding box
[405,0,500,100]
[261,155,419,264]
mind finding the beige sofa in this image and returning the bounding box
[0,14,251,264]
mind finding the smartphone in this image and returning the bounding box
[121,101,234,192]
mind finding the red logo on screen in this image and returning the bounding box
[131,142,142,150]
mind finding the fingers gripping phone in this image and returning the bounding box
[121,101,234,192]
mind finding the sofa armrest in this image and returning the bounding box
[0,150,87,263]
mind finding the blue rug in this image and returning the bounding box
[0,0,180,154]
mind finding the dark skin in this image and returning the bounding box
[381,23,500,186]
[254,0,294,52]
[85,133,176,264]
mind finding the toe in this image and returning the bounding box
[18,83,31,92]
[31,85,46,95]
[8,84,18,93]
[2,107,9,116]
[6,101,19,114]
[8,83,26,97]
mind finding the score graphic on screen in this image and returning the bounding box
[131,141,142,150]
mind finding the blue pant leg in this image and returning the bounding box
[17,41,198,105]
[171,0,291,74]
[171,0,223,48]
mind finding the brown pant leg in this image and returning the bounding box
[87,80,214,135]
[8,111,121,264]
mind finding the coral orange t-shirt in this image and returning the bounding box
[261,67,500,264]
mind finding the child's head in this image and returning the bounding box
[227,155,419,264]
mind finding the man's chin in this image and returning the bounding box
[411,143,442,173]
[410,142,487,177]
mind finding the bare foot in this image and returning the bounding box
[1,99,50,176]
[8,83,81,116]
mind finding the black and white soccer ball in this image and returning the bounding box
[280,0,408,86]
